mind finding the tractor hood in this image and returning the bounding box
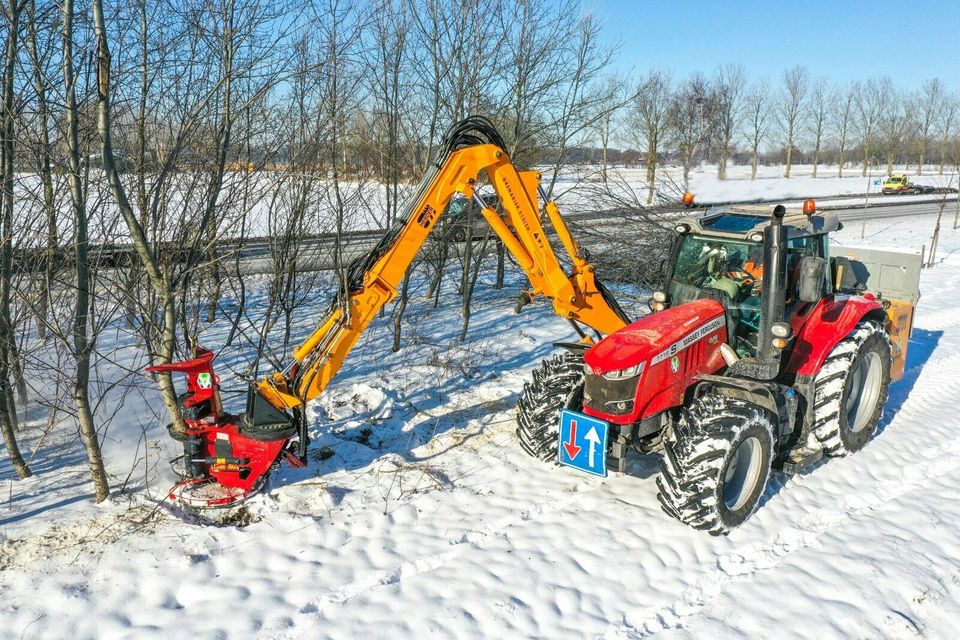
[584,299,726,375]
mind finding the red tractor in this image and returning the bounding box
[517,204,920,534]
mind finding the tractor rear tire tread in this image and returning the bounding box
[656,392,774,536]
[516,351,585,462]
[812,320,891,457]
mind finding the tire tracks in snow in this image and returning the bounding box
[605,348,960,639]
[609,439,960,639]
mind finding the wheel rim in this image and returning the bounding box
[845,351,883,433]
[723,436,763,511]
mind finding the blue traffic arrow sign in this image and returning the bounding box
[558,409,609,477]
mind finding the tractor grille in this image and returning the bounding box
[583,373,640,416]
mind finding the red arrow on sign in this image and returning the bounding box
[564,420,581,459]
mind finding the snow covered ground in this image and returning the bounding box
[556,163,959,212]
[2,210,959,639]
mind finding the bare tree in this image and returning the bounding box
[498,3,616,193]
[712,64,745,181]
[91,0,186,435]
[63,0,109,501]
[936,92,958,175]
[596,74,626,183]
[915,79,944,175]
[409,0,456,168]
[364,0,415,349]
[854,78,889,177]
[669,73,714,188]
[743,79,769,181]
[24,0,57,341]
[0,0,29,479]
[630,69,671,203]
[807,78,828,178]
[541,11,618,194]
[832,85,855,177]
[777,65,808,178]
[879,87,913,176]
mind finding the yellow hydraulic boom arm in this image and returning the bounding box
[255,121,630,420]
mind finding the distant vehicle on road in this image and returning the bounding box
[882,174,936,195]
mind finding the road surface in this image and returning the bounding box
[22,196,958,276]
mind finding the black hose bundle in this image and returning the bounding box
[595,276,632,325]
[438,115,508,158]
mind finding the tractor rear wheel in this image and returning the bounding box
[812,320,891,456]
[515,351,585,461]
[657,392,774,535]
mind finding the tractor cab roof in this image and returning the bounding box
[678,204,841,241]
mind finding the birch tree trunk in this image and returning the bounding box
[0,0,29,479]
[92,0,185,435]
[64,0,109,501]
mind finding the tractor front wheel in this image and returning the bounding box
[657,392,775,535]
[515,351,585,461]
[812,320,891,456]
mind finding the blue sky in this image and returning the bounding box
[596,0,960,89]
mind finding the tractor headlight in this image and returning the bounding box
[653,291,667,303]
[602,362,646,380]
[675,223,691,234]
[771,322,791,338]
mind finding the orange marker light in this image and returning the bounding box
[802,199,816,215]
[682,192,695,207]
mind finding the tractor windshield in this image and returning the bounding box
[669,235,764,357]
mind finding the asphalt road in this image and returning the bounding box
[21,196,958,276]
[233,197,958,275]
[832,198,958,221]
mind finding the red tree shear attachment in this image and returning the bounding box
[147,348,294,508]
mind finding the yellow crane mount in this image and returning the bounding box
[149,117,629,507]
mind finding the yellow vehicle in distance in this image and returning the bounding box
[882,174,934,195]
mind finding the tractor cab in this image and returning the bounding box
[665,206,836,360]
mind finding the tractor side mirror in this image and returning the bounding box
[798,256,826,303]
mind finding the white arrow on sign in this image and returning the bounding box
[584,426,601,468]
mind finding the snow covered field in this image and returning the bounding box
[557,163,959,212]
[2,210,959,639]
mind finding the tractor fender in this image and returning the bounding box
[691,374,799,446]
[785,295,886,378]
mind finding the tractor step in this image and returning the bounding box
[777,446,824,475]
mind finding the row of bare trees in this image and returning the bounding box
[0,0,617,503]
[616,65,960,201]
